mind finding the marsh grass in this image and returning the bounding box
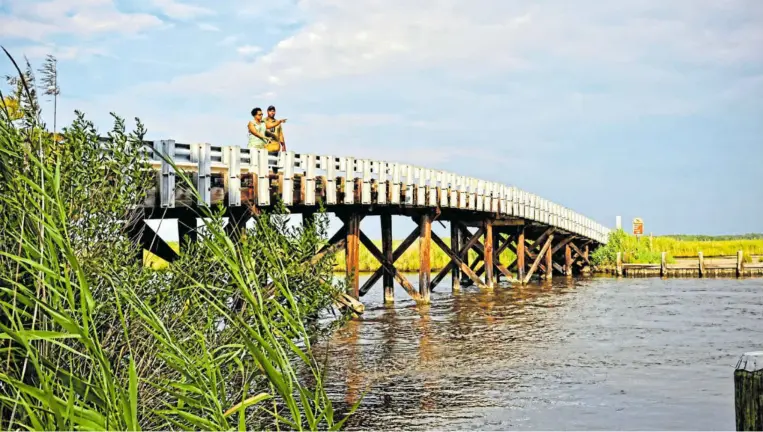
[591,229,763,266]
[0,48,358,430]
[149,240,519,273]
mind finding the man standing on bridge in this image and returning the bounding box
[265,105,287,152]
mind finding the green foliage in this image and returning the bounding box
[591,229,763,266]
[591,229,668,266]
[0,47,357,430]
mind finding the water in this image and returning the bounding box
[316,275,763,430]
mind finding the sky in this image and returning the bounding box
[1,0,762,241]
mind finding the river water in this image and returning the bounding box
[315,275,762,430]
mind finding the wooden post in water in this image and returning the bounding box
[484,220,494,288]
[616,252,623,276]
[661,252,667,277]
[565,243,573,277]
[698,252,705,278]
[737,251,744,278]
[345,213,361,299]
[544,238,553,280]
[517,227,526,281]
[451,221,461,291]
[419,213,431,303]
[734,351,763,431]
[381,213,394,303]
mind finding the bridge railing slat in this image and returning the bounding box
[377,161,388,205]
[145,141,611,244]
[362,159,372,205]
[159,140,176,208]
[227,146,241,207]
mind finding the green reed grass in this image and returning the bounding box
[0,48,358,430]
[591,229,763,266]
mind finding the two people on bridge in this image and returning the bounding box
[247,105,287,154]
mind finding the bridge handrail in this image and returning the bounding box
[133,139,611,245]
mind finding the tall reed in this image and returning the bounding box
[0,48,358,430]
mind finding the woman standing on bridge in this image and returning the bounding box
[247,107,280,152]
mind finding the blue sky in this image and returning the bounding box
[2,0,762,240]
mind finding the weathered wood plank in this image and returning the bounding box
[358,230,420,301]
[431,232,488,289]
[484,220,494,287]
[419,213,432,302]
[346,213,361,298]
[382,213,394,303]
[358,225,421,296]
[451,221,461,291]
[523,234,553,284]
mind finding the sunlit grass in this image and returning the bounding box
[148,239,519,272]
[592,230,763,265]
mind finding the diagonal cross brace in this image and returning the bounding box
[359,225,421,296]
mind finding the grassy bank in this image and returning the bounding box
[591,230,763,266]
[148,233,763,271]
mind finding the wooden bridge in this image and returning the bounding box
[127,140,611,304]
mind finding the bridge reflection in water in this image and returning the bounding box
[128,142,611,304]
[318,275,582,429]
[316,276,759,431]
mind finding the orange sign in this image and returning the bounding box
[633,218,644,235]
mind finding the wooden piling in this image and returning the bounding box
[737,251,744,277]
[661,252,667,277]
[517,227,526,281]
[698,252,705,278]
[419,213,431,303]
[584,243,589,262]
[565,243,573,277]
[381,213,394,303]
[616,252,623,276]
[345,213,361,299]
[544,237,553,280]
[734,351,763,431]
[484,220,494,287]
[451,221,461,291]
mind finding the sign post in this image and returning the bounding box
[633,217,644,239]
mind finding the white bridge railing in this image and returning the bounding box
[135,140,611,244]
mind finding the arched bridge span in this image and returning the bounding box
[127,140,612,303]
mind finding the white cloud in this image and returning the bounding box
[0,0,163,41]
[236,45,262,56]
[59,0,763,168]
[107,0,763,104]
[197,23,220,32]
[148,0,214,20]
[12,44,111,60]
[219,35,239,46]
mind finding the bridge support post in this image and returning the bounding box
[544,237,553,280]
[346,213,361,299]
[484,220,494,288]
[381,213,394,303]
[517,227,526,282]
[451,221,461,292]
[565,243,573,277]
[418,213,431,303]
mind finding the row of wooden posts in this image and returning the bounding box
[611,251,763,277]
[319,211,593,304]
